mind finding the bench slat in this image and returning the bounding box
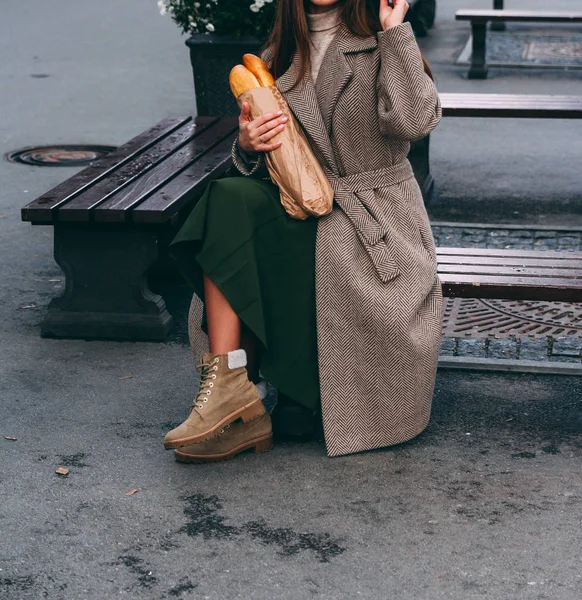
[133,128,238,224]
[93,118,239,223]
[437,255,581,269]
[456,9,582,22]
[436,247,581,260]
[439,274,582,287]
[441,280,582,302]
[57,119,206,222]
[440,93,582,119]
[442,284,582,302]
[20,116,203,223]
[438,264,582,279]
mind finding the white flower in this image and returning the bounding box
[157,0,169,15]
[250,3,260,12]
[206,22,215,32]
[194,1,201,7]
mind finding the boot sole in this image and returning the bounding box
[163,397,266,450]
[174,434,274,464]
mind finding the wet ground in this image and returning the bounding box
[2,363,582,599]
[1,0,581,598]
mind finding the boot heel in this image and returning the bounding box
[254,436,274,453]
[240,400,266,423]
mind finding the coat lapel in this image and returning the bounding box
[275,22,378,171]
[315,22,377,134]
[276,55,335,170]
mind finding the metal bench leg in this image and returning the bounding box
[42,226,173,341]
[491,0,506,31]
[468,21,488,79]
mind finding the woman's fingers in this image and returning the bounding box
[257,121,285,142]
[393,0,409,18]
[238,107,287,153]
[254,114,288,137]
[239,101,252,123]
[379,0,392,13]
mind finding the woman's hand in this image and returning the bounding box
[238,102,288,154]
[379,0,409,31]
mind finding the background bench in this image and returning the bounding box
[438,248,582,302]
[22,115,238,341]
[456,9,582,78]
[439,93,582,119]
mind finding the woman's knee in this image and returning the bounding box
[206,177,282,215]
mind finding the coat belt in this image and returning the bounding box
[324,160,415,283]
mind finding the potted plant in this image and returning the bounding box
[158,0,276,116]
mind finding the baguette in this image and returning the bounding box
[229,65,261,98]
[242,54,276,87]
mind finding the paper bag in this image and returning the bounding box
[237,86,333,220]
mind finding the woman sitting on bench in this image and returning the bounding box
[165,0,443,461]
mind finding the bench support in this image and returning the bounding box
[469,21,489,79]
[43,226,173,341]
[491,0,506,31]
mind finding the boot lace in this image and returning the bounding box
[191,358,219,412]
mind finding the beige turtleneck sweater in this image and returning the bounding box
[306,4,342,83]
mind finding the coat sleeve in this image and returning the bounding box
[376,21,442,141]
[231,135,269,178]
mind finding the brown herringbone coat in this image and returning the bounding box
[231,20,443,457]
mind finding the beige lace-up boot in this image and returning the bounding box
[174,413,273,463]
[163,350,265,450]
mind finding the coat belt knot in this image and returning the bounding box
[324,160,415,283]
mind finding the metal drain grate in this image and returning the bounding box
[443,298,582,338]
[7,145,116,167]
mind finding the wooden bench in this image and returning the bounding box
[22,112,582,342]
[438,248,582,302]
[413,92,582,205]
[456,9,582,78]
[21,115,239,341]
[425,94,582,302]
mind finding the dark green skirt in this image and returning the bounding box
[169,176,320,412]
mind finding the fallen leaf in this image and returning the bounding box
[48,278,62,283]
[55,466,69,476]
[119,375,133,380]
[18,304,38,310]
[4,436,17,441]
[124,489,139,497]
[505,417,514,422]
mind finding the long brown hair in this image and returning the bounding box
[264,0,434,89]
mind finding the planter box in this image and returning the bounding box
[186,34,265,116]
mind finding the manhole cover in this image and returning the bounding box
[6,145,116,167]
[443,298,582,338]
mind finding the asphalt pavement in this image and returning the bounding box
[1,1,581,598]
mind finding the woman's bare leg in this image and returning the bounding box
[204,273,241,354]
[203,273,259,381]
